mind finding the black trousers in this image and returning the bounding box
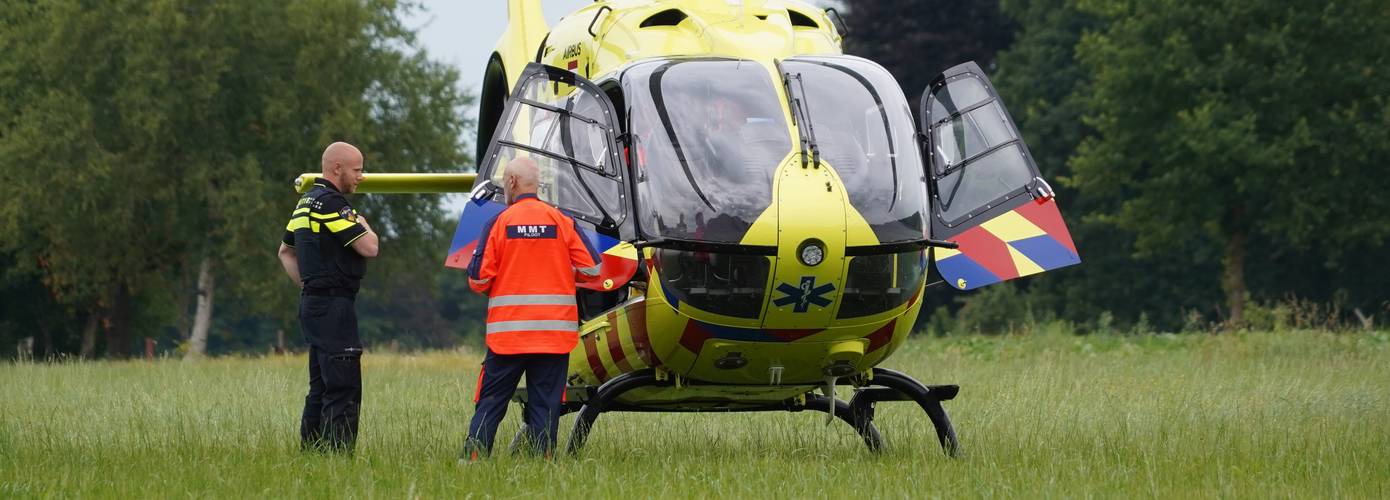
[298,295,362,452]
[464,349,569,458]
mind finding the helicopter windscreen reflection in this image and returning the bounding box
[625,59,791,244]
[782,56,928,244]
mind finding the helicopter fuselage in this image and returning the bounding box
[474,1,930,407]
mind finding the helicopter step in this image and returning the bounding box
[508,368,959,457]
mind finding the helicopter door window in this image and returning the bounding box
[933,102,1014,170]
[922,62,1044,234]
[933,144,1033,223]
[497,103,611,177]
[513,105,616,194]
[927,76,990,125]
[578,162,620,217]
[489,145,605,221]
[565,92,615,176]
[476,64,631,233]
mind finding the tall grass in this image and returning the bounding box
[2,330,1387,498]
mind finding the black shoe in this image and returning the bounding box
[459,437,487,463]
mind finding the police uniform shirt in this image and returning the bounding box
[283,179,368,294]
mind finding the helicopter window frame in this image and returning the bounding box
[480,66,631,230]
[492,117,615,226]
[597,76,650,241]
[930,101,1015,173]
[922,68,1043,233]
[506,96,618,179]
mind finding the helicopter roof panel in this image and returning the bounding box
[542,0,842,83]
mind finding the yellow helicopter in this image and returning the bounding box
[297,0,1080,456]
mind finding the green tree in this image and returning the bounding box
[1070,0,1390,325]
[994,0,1098,178]
[989,0,1218,331]
[840,0,1017,113]
[0,0,471,358]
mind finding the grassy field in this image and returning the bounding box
[1,330,1387,499]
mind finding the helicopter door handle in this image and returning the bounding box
[1029,177,1056,201]
[469,180,499,205]
[588,5,613,38]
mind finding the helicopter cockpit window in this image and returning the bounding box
[781,56,928,244]
[485,72,623,225]
[622,59,793,243]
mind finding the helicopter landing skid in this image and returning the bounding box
[848,368,960,457]
[522,368,958,457]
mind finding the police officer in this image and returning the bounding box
[276,142,379,452]
[462,157,602,460]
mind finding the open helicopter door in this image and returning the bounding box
[921,61,1080,290]
[445,63,639,292]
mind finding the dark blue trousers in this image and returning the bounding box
[465,349,569,458]
[299,295,362,453]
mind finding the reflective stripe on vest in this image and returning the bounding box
[488,294,575,308]
[486,320,578,335]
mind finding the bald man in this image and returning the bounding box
[462,157,603,460]
[277,141,380,453]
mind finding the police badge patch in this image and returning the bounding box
[339,206,357,222]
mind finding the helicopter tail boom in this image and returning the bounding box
[292,173,476,194]
[497,0,550,90]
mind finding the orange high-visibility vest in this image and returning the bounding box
[466,194,603,354]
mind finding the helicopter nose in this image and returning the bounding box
[763,153,849,329]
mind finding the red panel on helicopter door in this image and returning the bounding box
[920,61,1079,290]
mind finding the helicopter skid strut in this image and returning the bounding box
[529,368,958,456]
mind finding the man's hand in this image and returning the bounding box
[349,214,380,258]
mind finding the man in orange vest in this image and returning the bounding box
[462,157,602,460]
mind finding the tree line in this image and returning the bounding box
[0,0,482,359]
[3,0,1387,360]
